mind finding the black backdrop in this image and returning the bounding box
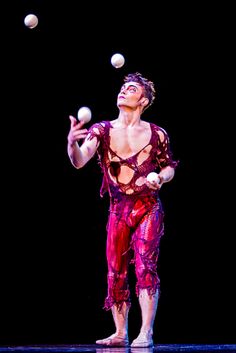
[1,0,235,346]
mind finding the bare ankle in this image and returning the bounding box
[140,328,153,337]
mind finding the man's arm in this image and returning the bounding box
[67,115,99,169]
[158,165,175,184]
[146,127,177,190]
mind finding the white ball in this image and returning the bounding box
[77,106,92,124]
[147,172,160,184]
[24,14,38,29]
[111,53,125,69]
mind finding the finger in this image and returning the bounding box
[73,130,88,140]
[78,129,88,134]
[146,181,160,190]
[77,120,85,128]
[69,115,77,127]
[79,134,88,139]
[73,129,88,136]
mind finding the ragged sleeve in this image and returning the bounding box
[154,125,179,169]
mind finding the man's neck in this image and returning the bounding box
[117,110,142,127]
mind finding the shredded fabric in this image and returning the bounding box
[86,120,178,310]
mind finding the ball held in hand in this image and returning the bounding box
[77,106,92,124]
[147,172,160,184]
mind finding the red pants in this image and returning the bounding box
[104,193,164,310]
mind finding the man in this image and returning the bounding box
[67,72,178,347]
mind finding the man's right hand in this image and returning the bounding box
[67,115,88,146]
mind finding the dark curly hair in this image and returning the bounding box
[123,72,156,110]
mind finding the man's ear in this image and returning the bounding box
[141,97,149,107]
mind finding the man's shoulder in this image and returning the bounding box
[88,121,111,139]
[150,122,168,135]
[90,120,110,129]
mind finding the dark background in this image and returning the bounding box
[1,0,235,346]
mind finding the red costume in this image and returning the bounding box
[88,121,178,311]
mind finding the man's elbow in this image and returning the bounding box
[167,166,175,181]
[160,166,175,183]
[69,156,85,169]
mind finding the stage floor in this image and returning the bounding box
[0,344,235,352]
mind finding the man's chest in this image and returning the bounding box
[109,127,152,157]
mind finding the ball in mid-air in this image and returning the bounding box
[111,53,125,68]
[24,14,38,29]
[77,106,92,124]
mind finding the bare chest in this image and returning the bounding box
[109,125,152,159]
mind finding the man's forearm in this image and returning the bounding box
[67,142,85,169]
[159,166,175,184]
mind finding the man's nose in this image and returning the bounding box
[120,88,127,94]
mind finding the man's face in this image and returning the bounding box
[117,82,145,109]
